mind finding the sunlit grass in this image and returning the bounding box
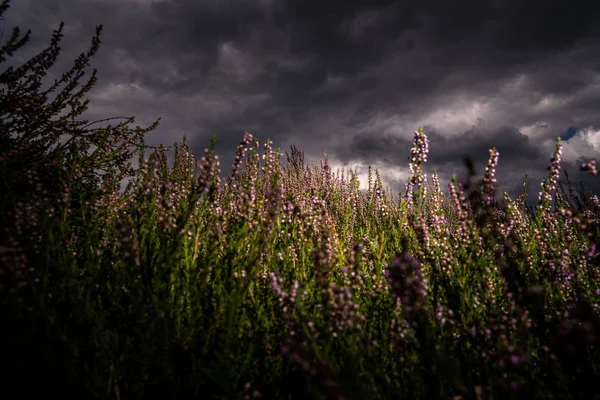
[2,126,599,399]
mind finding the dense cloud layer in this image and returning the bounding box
[4,0,600,206]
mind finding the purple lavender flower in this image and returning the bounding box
[384,251,428,321]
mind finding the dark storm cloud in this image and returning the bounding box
[3,0,600,204]
[345,123,543,168]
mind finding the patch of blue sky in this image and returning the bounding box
[559,125,579,142]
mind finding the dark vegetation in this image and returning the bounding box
[1,1,599,398]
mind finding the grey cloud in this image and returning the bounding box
[2,0,600,207]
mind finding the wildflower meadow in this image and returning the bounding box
[1,1,599,398]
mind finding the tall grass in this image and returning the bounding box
[1,1,599,398]
[3,126,600,399]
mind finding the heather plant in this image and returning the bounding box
[2,1,600,399]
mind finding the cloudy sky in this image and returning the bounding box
[4,0,600,207]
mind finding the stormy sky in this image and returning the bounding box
[4,0,600,207]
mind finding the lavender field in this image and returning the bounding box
[2,1,600,398]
